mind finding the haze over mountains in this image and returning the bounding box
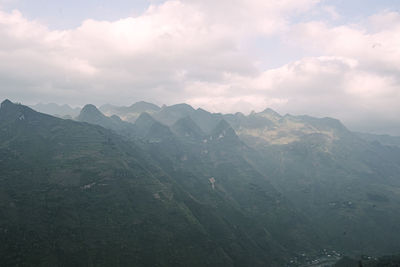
[30,103,81,119]
[1,99,400,266]
[33,100,400,147]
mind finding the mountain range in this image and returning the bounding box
[1,99,400,266]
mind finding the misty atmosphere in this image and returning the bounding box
[1,1,400,266]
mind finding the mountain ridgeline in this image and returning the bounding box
[1,99,400,266]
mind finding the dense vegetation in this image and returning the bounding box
[1,99,400,266]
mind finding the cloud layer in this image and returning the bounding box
[0,1,400,134]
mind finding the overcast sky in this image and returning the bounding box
[0,0,400,134]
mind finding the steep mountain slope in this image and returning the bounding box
[225,109,400,256]
[100,102,224,134]
[1,100,229,266]
[153,103,196,126]
[5,99,400,264]
[135,103,222,134]
[134,112,175,142]
[77,104,137,138]
[0,100,317,266]
[82,101,400,257]
[171,116,206,142]
[77,103,322,261]
[132,102,400,256]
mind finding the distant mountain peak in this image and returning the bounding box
[172,116,205,140]
[136,112,155,123]
[257,108,282,123]
[0,99,22,113]
[134,112,157,131]
[81,104,101,113]
[210,119,239,142]
[153,103,196,126]
[0,99,19,117]
[235,112,245,117]
[1,99,13,108]
[165,103,195,112]
[214,119,231,131]
[77,104,136,133]
[78,104,108,123]
[0,99,51,123]
[135,112,173,140]
[110,115,122,121]
[261,107,281,117]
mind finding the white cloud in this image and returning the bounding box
[0,0,318,104]
[280,11,400,133]
[0,1,400,134]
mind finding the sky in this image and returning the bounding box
[0,0,400,135]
